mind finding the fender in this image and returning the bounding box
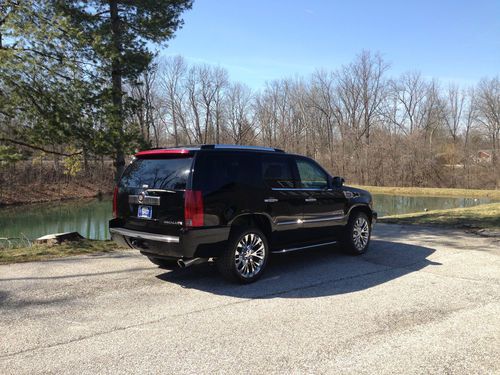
[228,212,275,230]
[345,203,376,222]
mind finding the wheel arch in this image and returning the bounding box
[228,213,273,240]
[347,204,374,223]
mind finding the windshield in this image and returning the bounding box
[119,157,193,190]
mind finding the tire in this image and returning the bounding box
[342,212,371,255]
[147,256,178,269]
[216,228,269,284]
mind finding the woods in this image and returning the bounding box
[135,53,500,189]
[1,1,499,202]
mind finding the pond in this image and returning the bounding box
[0,194,496,241]
[372,194,495,217]
[0,198,113,242]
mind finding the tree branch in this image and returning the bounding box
[0,138,82,156]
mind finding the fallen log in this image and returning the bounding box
[34,232,85,246]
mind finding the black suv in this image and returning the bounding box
[109,145,377,283]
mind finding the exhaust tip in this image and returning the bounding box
[177,257,206,268]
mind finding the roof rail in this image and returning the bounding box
[200,144,284,152]
[148,145,202,150]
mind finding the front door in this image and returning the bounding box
[294,156,348,242]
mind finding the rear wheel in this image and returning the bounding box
[147,256,178,269]
[217,228,269,283]
[342,212,371,255]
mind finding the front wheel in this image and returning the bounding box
[217,228,269,283]
[342,212,371,255]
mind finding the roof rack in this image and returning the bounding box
[200,144,284,152]
[146,145,202,150]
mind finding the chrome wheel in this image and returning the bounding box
[352,217,370,251]
[234,233,266,279]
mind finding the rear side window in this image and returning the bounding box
[193,152,261,192]
[261,155,295,188]
[120,157,193,190]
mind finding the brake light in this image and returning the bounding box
[135,149,190,157]
[184,190,204,227]
[112,186,118,218]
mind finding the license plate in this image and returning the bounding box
[138,205,153,219]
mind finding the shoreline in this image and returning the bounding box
[0,182,113,208]
[379,202,500,231]
[2,184,499,208]
[0,239,124,264]
[0,194,113,212]
[353,185,500,199]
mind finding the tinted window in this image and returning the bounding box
[194,152,261,192]
[261,155,295,188]
[120,157,193,190]
[296,158,328,189]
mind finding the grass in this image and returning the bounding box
[0,239,125,264]
[379,202,500,230]
[353,185,500,199]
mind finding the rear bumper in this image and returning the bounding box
[109,221,230,259]
[110,227,179,244]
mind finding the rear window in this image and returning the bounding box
[261,155,295,188]
[119,157,193,190]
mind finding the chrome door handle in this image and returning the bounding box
[305,198,317,202]
[264,198,278,203]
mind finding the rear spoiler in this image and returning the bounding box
[135,149,193,158]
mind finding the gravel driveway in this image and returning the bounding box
[1,224,499,374]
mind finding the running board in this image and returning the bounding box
[272,241,338,254]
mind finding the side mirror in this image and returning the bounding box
[332,176,345,188]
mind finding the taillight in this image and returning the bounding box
[184,190,204,227]
[112,186,118,218]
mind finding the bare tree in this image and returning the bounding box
[462,87,477,188]
[444,84,465,142]
[158,56,187,146]
[142,53,499,190]
[226,82,255,144]
[129,63,160,146]
[476,77,500,187]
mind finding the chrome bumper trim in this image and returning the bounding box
[109,228,180,243]
[128,195,161,205]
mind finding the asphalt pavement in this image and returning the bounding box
[1,224,499,374]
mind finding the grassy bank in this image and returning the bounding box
[379,202,500,230]
[354,185,500,199]
[0,240,125,264]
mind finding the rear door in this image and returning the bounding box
[294,156,348,241]
[192,151,262,226]
[117,155,194,236]
[260,153,304,249]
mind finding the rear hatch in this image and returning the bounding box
[116,153,195,236]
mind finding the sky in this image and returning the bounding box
[160,0,500,89]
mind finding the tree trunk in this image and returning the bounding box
[171,92,179,146]
[109,0,125,183]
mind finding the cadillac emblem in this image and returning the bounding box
[138,192,145,203]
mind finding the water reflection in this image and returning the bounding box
[0,198,112,241]
[372,194,495,217]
